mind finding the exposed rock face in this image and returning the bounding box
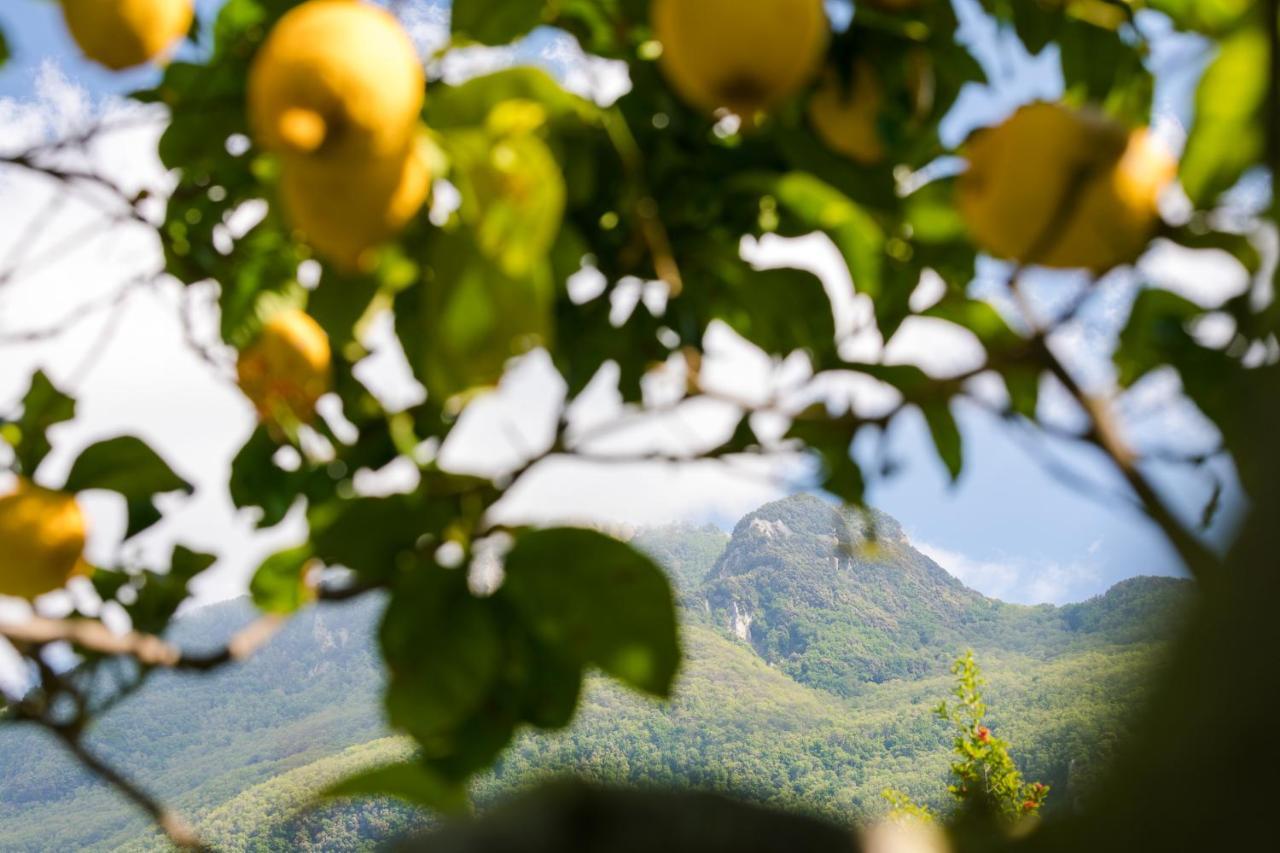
[729,600,753,642]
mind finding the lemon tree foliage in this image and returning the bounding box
[0,0,1276,847]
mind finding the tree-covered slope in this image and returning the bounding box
[0,499,1191,851]
[701,495,1188,693]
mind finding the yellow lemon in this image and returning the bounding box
[0,480,89,601]
[278,136,431,271]
[957,102,1175,271]
[61,0,193,71]
[247,0,424,161]
[237,309,332,427]
[808,61,887,165]
[651,0,829,117]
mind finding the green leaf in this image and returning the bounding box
[64,436,191,497]
[382,568,504,743]
[398,228,555,401]
[451,0,546,45]
[11,371,76,477]
[1114,288,1203,387]
[747,173,885,305]
[682,254,837,360]
[324,761,467,814]
[0,27,10,69]
[230,426,302,529]
[126,546,215,635]
[171,545,218,581]
[922,400,964,482]
[311,494,429,583]
[446,125,567,278]
[250,545,313,614]
[427,68,600,130]
[786,410,865,505]
[502,528,680,697]
[1180,24,1267,207]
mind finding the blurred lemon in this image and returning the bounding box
[958,102,1175,271]
[247,0,424,161]
[809,61,887,165]
[61,0,193,71]
[237,309,332,427]
[651,0,829,117]
[279,136,431,271]
[0,480,90,601]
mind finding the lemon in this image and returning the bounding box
[237,309,332,427]
[61,0,193,71]
[957,102,1175,271]
[0,480,89,601]
[651,0,829,117]
[808,61,887,165]
[248,0,424,162]
[278,136,431,271]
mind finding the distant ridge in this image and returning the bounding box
[0,495,1193,852]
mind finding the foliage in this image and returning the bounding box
[0,507,1186,851]
[0,0,1275,847]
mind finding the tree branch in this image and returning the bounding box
[0,614,284,672]
[50,727,211,851]
[1033,336,1220,579]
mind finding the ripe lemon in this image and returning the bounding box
[0,481,89,601]
[957,103,1175,271]
[278,136,431,270]
[237,309,332,427]
[247,0,424,162]
[651,0,829,117]
[61,0,193,71]
[808,61,887,165]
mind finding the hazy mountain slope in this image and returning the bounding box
[167,626,1170,852]
[0,497,1191,851]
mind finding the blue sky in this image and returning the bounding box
[0,0,1240,606]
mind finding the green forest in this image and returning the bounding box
[0,495,1189,852]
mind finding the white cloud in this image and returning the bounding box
[916,540,1105,606]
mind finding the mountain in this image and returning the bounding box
[699,495,1183,693]
[0,496,1192,851]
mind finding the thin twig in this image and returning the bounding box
[50,726,210,850]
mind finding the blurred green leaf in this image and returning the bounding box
[250,545,313,614]
[126,546,216,635]
[64,436,191,497]
[0,28,10,69]
[786,409,865,505]
[11,371,75,477]
[382,568,503,744]
[745,173,885,305]
[398,228,555,401]
[681,252,837,360]
[230,426,303,529]
[922,400,964,482]
[311,495,428,583]
[451,0,546,45]
[1147,0,1255,34]
[1114,287,1203,387]
[502,528,680,697]
[447,126,567,278]
[1180,24,1267,207]
[427,68,600,130]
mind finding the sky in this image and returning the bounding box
[0,0,1253,657]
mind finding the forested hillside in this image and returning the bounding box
[0,496,1190,851]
